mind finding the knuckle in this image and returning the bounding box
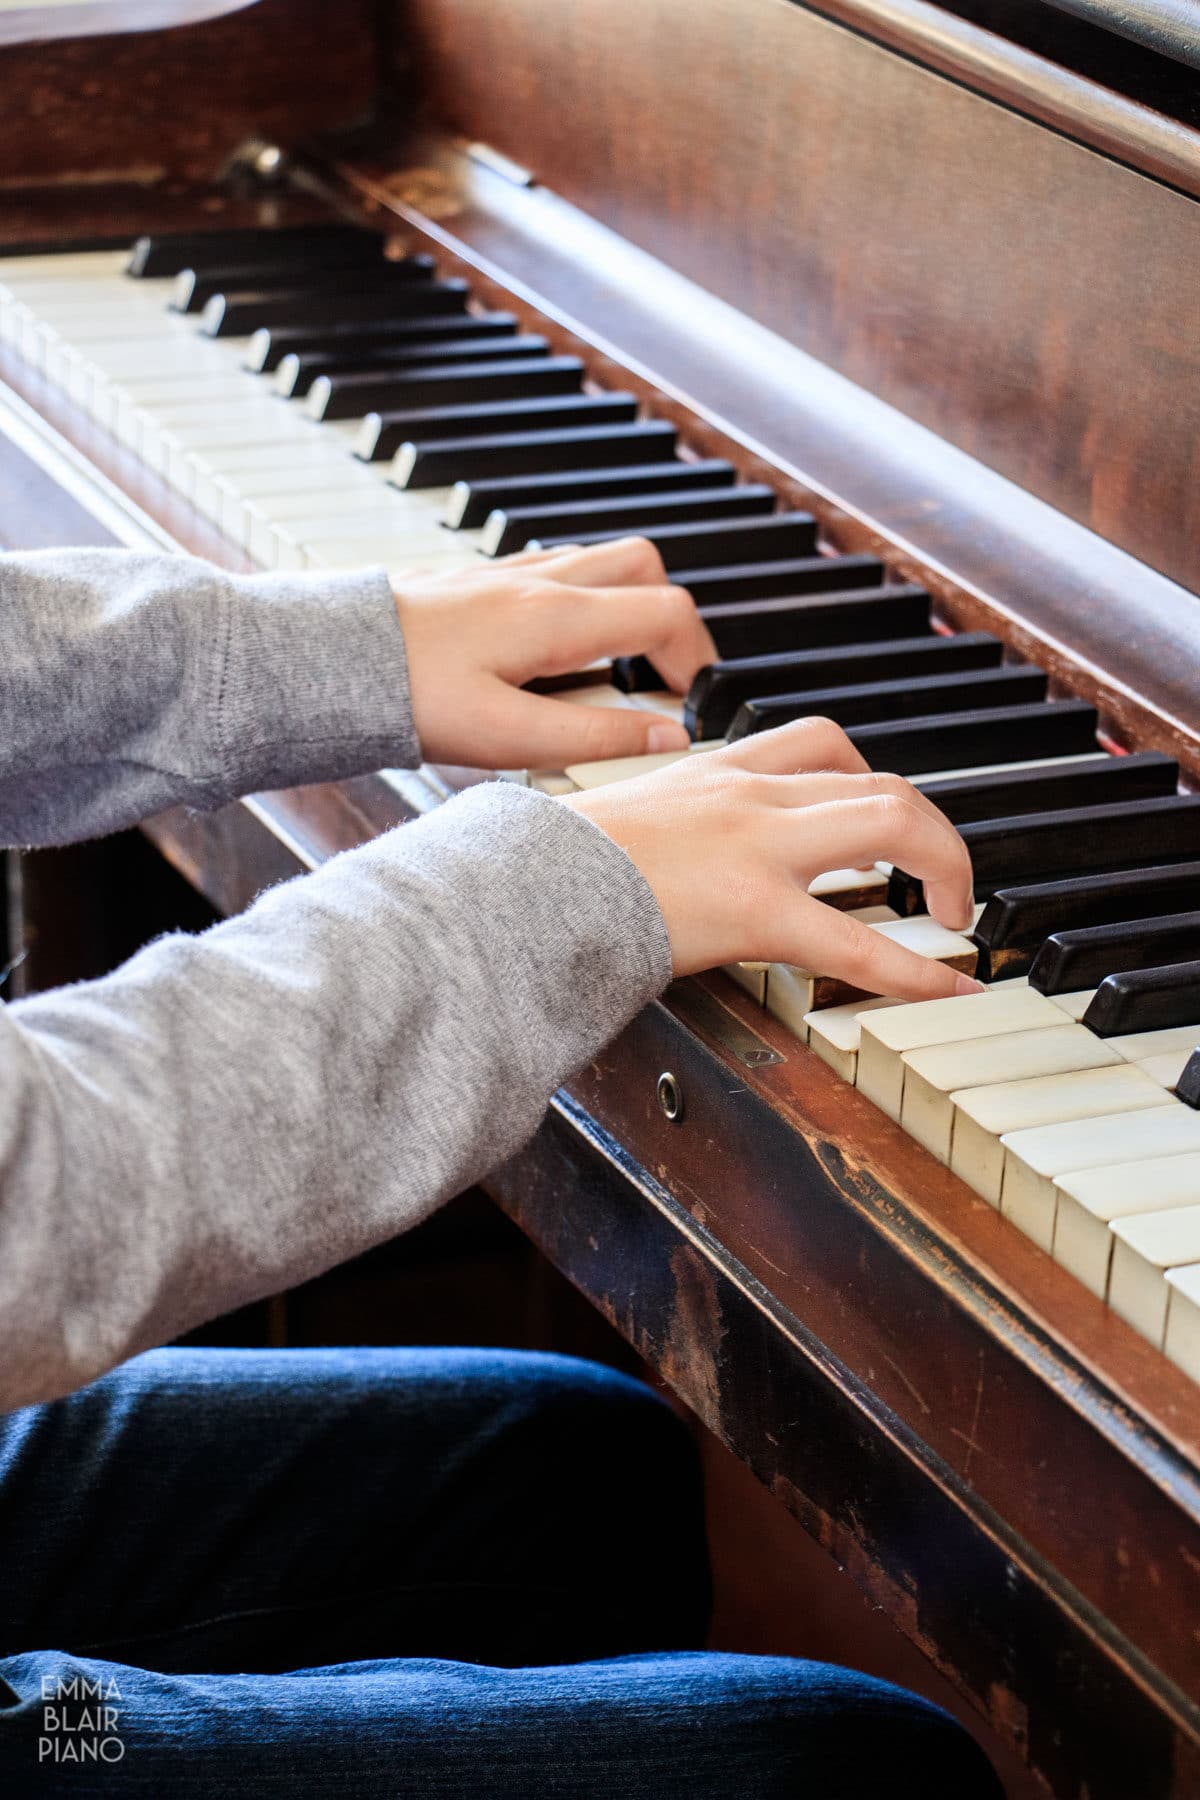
[624,535,668,580]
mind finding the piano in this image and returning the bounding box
[2,1,1199,1792]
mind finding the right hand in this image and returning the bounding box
[564,717,982,1002]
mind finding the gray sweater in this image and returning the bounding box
[0,549,671,1410]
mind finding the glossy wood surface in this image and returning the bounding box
[393,0,1200,596]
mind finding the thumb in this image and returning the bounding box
[506,689,690,769]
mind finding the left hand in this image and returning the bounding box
[393,538,716,769]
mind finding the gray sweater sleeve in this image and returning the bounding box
[0,547,419,845]
[0,548,673,1409]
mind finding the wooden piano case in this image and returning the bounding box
[2,1,1199,1793]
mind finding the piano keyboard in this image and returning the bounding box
[4,223,1198,1386]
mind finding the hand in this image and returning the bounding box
[393,538,716,768]
[565,717,981,1000]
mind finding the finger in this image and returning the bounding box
[783,795,974,931]
[498,544,584,567]
[769,767,967,838]
[723,716,874,778]
[781,896,982,1004]
[529,584,717,693]
[494,687,690,766]
[511,535,669,589]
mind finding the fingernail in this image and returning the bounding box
[647,723,689,753]
[955,973,987,996]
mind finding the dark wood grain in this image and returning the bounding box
[390,0,1200,596]
[0,0,378,186]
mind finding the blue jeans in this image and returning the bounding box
[0,1346,1001,1796]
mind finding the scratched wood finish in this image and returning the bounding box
[393,0,1200,595]
[0,0,377,186]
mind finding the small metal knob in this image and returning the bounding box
[657,1070,685,1123]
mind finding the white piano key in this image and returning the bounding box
[1164,1264,1200,1381]
[900,1023,1120,1165]
[1107,1023,1200,1063]
[803,996,906,1081]
[1136,1049,1191,1091]
[1109,1205,1200,1346]
[857,987,1064,1121]
[998,1104,1200,1258]
[951,1063,1165,1214]
[1052,1151,1200,1298]
[724,963,770,1005]
[312,537,478,572]
[807,866,890,910]
[1045,989,1097,1022]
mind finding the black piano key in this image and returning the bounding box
[445,459,736,529]
[481,483,776,557]
[1176,1047,1200,1109]
[855,700,1098,789]
[889,790,1200,914]
[127,223,387,280]
[684,629,994,740]
[1083,963,1200,1038]
[391,421,679,489]
[203,278,471,337]
[679,555,883,608]
[248,312,519,375]
[975,849,1200,982]
[276,333,544,397]
[921,750,1178,832]
[616,586,935,692]
[308,355,583,422]
[360,393,638,463]
[171,251,428,313]
[528,512,818,571]
[1029,911,1200,996]
[727,665,1045,739]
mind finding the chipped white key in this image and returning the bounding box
[901,1023,1120,1164]
[1164,1264,1200,1381]
[999,1104,1200,1258]
[1052,1151,1200,1298]
[953,1063,1166,1213]
[803,996,906,1080]
[857,986,1064,1121]
[1109,1206,1200,1346]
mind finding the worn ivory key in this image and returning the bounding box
[998,1104,1200,1256]
[951,1062,1166,1212]
[900,1023,1121,1164]
[856,986,1064,1121]
[1109,1205,1200,1346]
[1052,1151,1200,1298]
[804,996,906,1081]
[1136,1049,1192,1091]
[1164,1264,1200,1381]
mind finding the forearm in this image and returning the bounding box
[0,783,670,1409]
[0,548,416,847]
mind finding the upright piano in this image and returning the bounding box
[2,2,1199,1793]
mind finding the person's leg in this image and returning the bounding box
[0,1646,1003,1800]
[0,1344,710,1672]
